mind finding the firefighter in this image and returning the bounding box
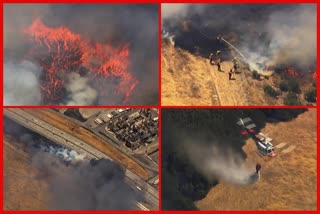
[216,50,221,57]
[209,53,215,64]
[232,57,239,73]
[229,68,234,80]
[216,58,222,72]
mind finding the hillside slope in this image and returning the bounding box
[162,42,312,106]
[196,109,316,210]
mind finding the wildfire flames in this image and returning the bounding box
[24,19,138,104]
[285,68,300,77]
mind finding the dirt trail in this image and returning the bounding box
[23,108,149,180]
[162,42,283,106]
[196,109,316,210]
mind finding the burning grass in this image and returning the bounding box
[24,19,138,104]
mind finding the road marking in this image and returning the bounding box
[282,145,296,153]
[136,202,149,211]
[275,143,287,149]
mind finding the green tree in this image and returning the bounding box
[287,79,300,93]
[263,84,278,98]
[279,80,288,92]
[284,92,301,105]
[304,88,316,103]
[252,70,260,80]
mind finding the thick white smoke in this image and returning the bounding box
[184,140,259,185]
[243,4,316,71]
[20,133,86,163]
[63,72,97,106]
[266,5,316,68]
[4,61,42,105]
[162,4,190,20]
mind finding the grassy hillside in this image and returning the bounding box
[161,108,308,210]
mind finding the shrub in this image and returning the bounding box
[284,92,301,105]
[287,79,300,93]
[252,70,260,80]
[304,88,316,103]
[279,80,289,92]
[191,83,200,96]
[263,84,278,98]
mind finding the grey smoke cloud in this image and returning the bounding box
[266,5,316,68]
[162,4,190,20]
[6,124,140,210]
[4,61,42,105]
[4,4,158,105]
[63,72,98,106]
[35,157,138,210]
[177,133,259,185]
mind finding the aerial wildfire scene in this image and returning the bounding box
[162,4,316,106]
[162,108,316,210]
[4,108,159,210]
[2,2,318,213]
[4,4,158,106]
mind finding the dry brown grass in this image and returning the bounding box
[161,42,308,106]
[196,109,316,210]
[4,137,49,210]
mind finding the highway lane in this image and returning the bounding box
[4,108,158,210]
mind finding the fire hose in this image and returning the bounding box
[197,27,252,70]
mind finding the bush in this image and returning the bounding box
[304,88,316,103]
[279,80,289,92]
[191,83,200,96]
[312,80,316,88]
[284,92,301,105]
[287,79,300,93]
[252,70,260,80]
[263,84,278,98]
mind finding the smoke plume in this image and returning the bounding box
[63,72,98,106]
[266,5,316,68]
[4,4,158,105]
[181,135,259,185]
[4,61,42,105]
[5,119,140,210]
[162,4,190,20]
[35,156,138,210]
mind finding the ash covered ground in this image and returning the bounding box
[4,4,158,106]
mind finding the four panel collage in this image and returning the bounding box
[3,2,317,211]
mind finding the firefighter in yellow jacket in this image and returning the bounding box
[232,57,239,73]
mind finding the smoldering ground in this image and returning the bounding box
[4,4,158,105]
[162,4,316,71]
[4,118,141,210]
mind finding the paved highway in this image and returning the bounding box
[4,108,158,211]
